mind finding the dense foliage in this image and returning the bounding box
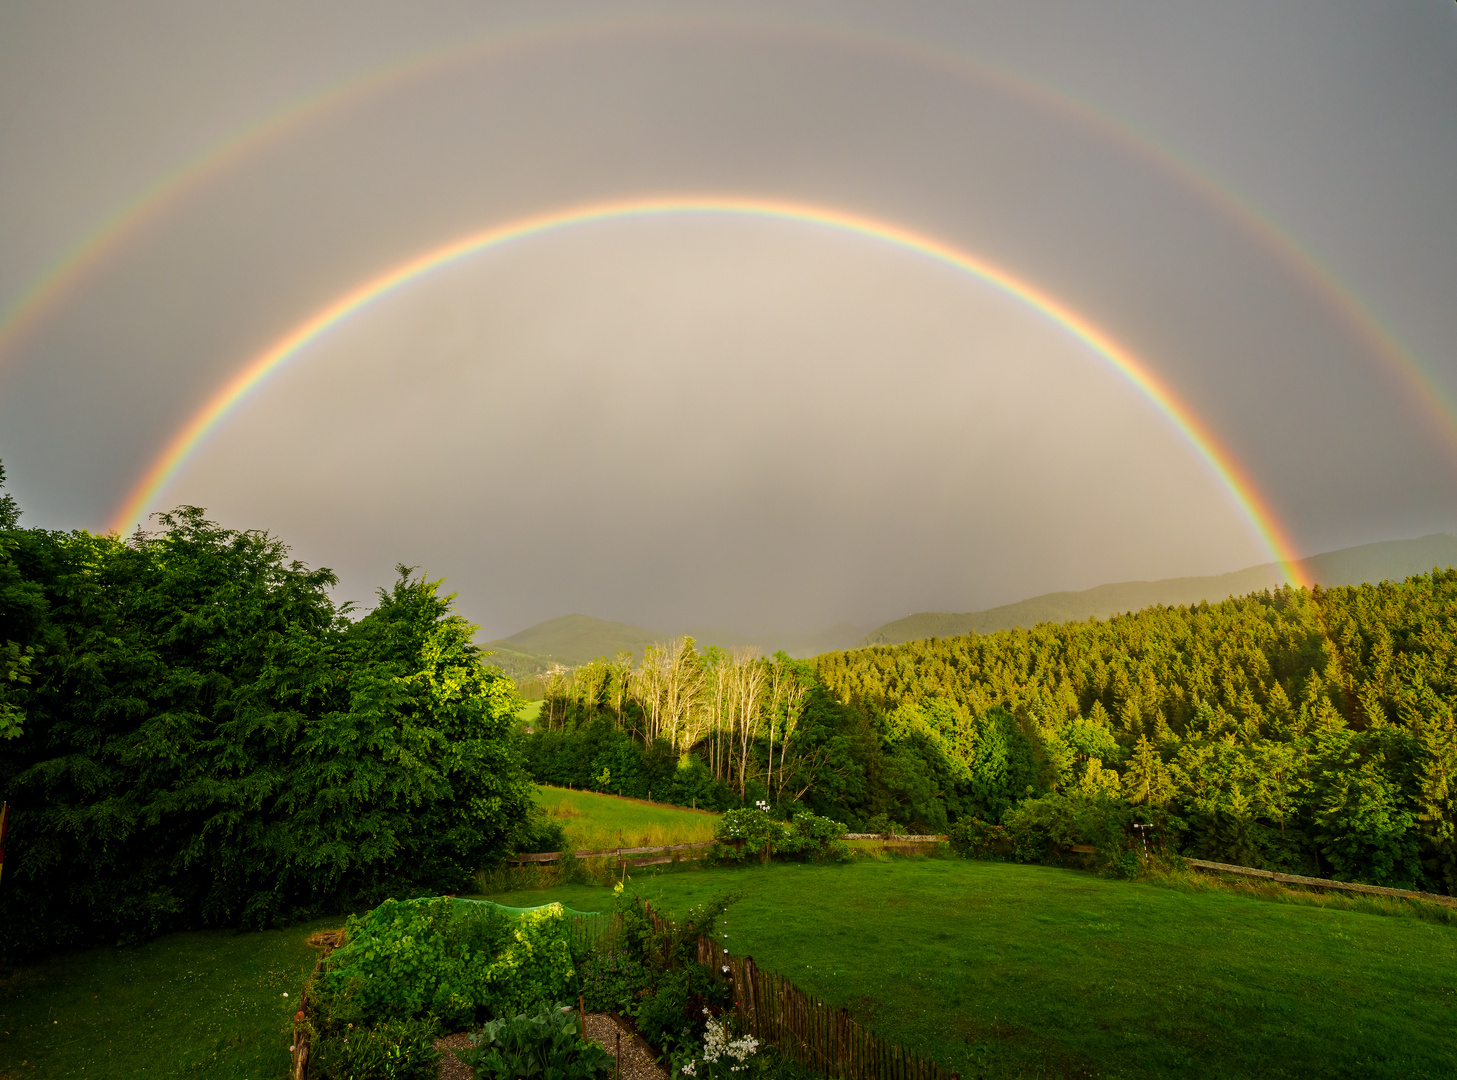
[0,479,534,956]
[315,899,577,1030]
[607,889,735,1063]
[577,947,650,1013]
[524,568,1457,892]
[815,576,1457,891]
[310,1016,443,1080]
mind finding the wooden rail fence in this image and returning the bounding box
[510,834,946,866]
[841,834,947,843]
[508,841,716,866]
[1183,857,1457,908]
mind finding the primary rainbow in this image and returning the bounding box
[109,196,1312,587]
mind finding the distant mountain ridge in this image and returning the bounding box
[482,614,864,676]
[858,533,1457,648]
[484,534,1457,673]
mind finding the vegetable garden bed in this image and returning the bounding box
[286,890,953,1080]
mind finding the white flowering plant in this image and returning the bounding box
[712,808,789,863]
[712,809,850,865]
[674,1011,760,1080]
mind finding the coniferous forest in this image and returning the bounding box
[529,572,1457,895]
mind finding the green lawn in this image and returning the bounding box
[0,917,341,1079]
[479,859,1457,1079]
[533,785,718,851]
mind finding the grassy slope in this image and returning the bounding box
[0,917,340,1080]
[861,533,1457,646]
[480,860,1457,1079]
[534,785,718,850]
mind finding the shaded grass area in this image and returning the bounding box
[0,917,340,1079]
[533,785,718,851]
[479,859,1457,1079]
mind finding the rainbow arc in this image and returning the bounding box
[107,196,1312,589]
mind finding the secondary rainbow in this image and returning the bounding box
[109,196,1311,587]
[9,13,1455,475]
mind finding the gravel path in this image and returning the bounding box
[435,1013,669,1080]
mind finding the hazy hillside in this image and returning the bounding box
[483,614,664,673]
[483,615,865,675]
[860,533,1457,646]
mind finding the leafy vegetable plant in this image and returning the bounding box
[315,897,576,1029]
[453,1002,614,1080]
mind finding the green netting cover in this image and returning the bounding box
[450,896,601,918]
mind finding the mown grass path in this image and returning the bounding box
[482,859,1457,1079]
[0,917,338,1079]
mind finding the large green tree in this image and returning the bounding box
[0,496,531,956]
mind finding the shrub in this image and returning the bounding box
[615,888,737,972]
[453,1002,613,1080]
[512,806,569,857]
[949,793,1142,866]
[780,811,851,863]
[947,818,1013,860]
[713,809,789,863]
[310,1017,442,1080]
[315,898,575,1030]
[578,948,650,1013]
[632,964,728,1062]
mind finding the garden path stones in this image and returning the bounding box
[583,1013,669,1080]
[434,1031,474,1080]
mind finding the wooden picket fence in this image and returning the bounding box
[638,903,958,1080]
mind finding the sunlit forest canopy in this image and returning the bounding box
[527,572,1457,895]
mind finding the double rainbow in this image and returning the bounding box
[107,196,1311,588]
[5,13,1452,475]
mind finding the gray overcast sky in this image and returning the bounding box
[1,1,1455,638]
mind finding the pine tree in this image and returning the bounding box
[1124,735,1172,806]
[1415,709,1457,893]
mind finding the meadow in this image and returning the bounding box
[8,787,1456,1080]
[532,784,719,851]
[0,787,711,1079]
[0,916,339,1079]
[481,858,1457,1079]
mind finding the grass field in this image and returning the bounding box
[479,859,1457,1079]
[0,917,339,1080]
[533,785,718,851]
